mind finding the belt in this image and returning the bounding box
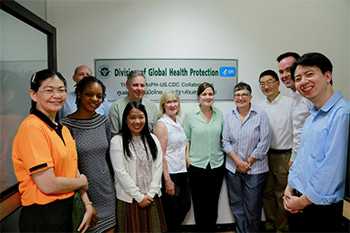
[268,148,292,154]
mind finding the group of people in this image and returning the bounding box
[11,51,349,233]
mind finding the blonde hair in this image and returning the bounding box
[159,91,181,115]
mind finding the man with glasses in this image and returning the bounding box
[258,70,293,232]
[277,52,311,165]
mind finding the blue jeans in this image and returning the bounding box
[225,170,266,233]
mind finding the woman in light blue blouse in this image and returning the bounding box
[223,82,271,233]
[183,82,224,232]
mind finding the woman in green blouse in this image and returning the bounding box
[183,82,225,232]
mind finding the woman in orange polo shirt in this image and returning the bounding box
[12,69,95,232]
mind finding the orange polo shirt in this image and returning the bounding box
[12,111,78,206]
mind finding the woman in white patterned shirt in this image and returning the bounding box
[110,102,166,233]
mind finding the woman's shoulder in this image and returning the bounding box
[182,110,197,122]
[212,106,223,114]
[251,104,268,117]
[212,107,224,121]
[60,115,72,126]
[150,133,159,141]
[61,113,107,129]
[19,114,46,131]
[157,114,166,122]
[15,115,57,140]
[111,134,123,143]
[150,133,162,146]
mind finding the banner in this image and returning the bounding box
[95,59,238,101]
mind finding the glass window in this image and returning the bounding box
[0,10,48,192]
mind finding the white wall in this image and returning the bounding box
[47,0,350,100]
[46,0,350,224]
[15,0,47,20]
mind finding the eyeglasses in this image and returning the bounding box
[259,80,277,87]
[234,93,250,98]
[38,88,67,96]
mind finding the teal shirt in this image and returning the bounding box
[183,106,224,169]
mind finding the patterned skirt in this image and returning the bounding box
[117,196,167,233]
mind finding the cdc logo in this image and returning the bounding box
[98,65,111,78]
[219,66,236,78]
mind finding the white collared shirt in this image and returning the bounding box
[259,94,293,150]
[289,91,312,161]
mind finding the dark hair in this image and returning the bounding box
[74,75,106,107]
[276,52,300,62]
[127,70,145,83]
[259,69,279,82]
[291,52,333,84]
[294,52,332,73]
[197,82,215,96]
[234,82,252,94]
[120,102,158,161]
[30,69,66,112]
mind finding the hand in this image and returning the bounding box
[284,195,304,214]
[78,204,97,233]
[283,186,311,213]
[236,159,250,173]
[138,195,154,208]
[165,179,175,196]
[186,157,192,167]
[283,186,298,213]
[79,174,88,192]
[230,153,250,173]
[283,185,293,199]
[247,155,257,167]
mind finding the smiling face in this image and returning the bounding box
[294,65,332,104]
[31,75,67,116]
[78,82,103,114]
[259,75,280,100]
[127,75,145,101]
[278,56,297,90]
[127,107,146,136]
[164,98,179,118]
[234,89,252,109]
[198,87,214,108]
[73,65,92,83]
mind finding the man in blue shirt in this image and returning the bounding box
[283,52,350,232]
[61,65,111,117]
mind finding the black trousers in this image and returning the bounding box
[161,172,191,232]
[19,197,73,232]
[288,200,347,232]
[188,164,224,232]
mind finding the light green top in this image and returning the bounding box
[183,106,224,169]
[108,96,158,135]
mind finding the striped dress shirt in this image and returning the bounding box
[223,104,272,174]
